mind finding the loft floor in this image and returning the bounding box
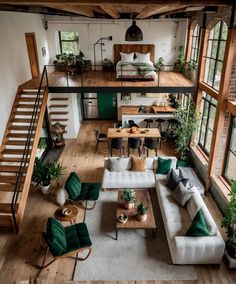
[0,121,235,283]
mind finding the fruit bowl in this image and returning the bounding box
[62,208,72,216]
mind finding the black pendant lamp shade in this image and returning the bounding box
[125,20,143,41]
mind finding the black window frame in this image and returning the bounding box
[223,116,236,184]
[58,31,79,54]
[203,20,228,91]
[198,93,217,156]
[190,24,201,63]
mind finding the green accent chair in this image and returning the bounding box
[65,172,101,210]
[39,218,92,271]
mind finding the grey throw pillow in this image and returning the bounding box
[171,181,195,207]
[166,169,182,191]
[109,157,129,172]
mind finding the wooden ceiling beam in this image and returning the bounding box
[0,1,232,6]
[99,4,120,18]
[136,4,188,19]
[44,4,95,17]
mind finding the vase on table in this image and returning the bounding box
[56,187,67,206]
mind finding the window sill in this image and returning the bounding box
[210,174,231,202]
[190,144,209,166]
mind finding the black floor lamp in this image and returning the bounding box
[93,36,112,71]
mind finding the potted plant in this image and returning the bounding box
[222,181,236,259]
[51,122,66,147]
[185,60,197,81]
[171,97,198,167]
[174,46,186,73]
[137,202,148,222]
[50,162,66,195]
[120,189,136,209]
[40,162,53,195]
[32,157,44,186]
[154,57,165,71]
[54,51,85,74]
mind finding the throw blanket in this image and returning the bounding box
[118,62,156,76]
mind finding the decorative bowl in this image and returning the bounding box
[117,214,128,223]
[62,208,72,216]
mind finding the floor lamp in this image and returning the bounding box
[93,36,112,71]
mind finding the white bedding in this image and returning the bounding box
[116,60,157,79]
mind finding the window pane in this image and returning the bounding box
[199,125,206,146]
[213,22,221,40]
[206,59,215,86]
[208,106,216,131]
[221,22,228,40]
[61,31,78,41]
[210,40,218,59]
[218,41,226,61]
[61,42,79,54]
[225,152,236,181]
[213,61,223,90]
[205,129,213,153]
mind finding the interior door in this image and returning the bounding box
[25,33,40,78]
[98,93,117,120]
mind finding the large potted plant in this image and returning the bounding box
[174,46,186,73]
[222,181,236,259]
[120,189,136,209]
[184,60,197,82]
[171,97,198,167]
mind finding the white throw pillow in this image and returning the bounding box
[171,182,195,207]
[109,157,130,172]
[135,52,151,63]
[120,52,134,62]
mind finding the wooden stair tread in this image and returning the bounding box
[1,149,31,155]
[0,166,27,173]
[7,133,33,138]
[13,111,39,115]
[8,125,35,131]
[50,118,68,122]
[0,203,19,214]
[10,118,32,123]
[0,184,22,192]
[6,140,33,146]
[50,97,68,101]
[49,104,68,108]
[15,104,40,108]
[0,157,29,163]
[15,98,43,102]
[49,111,69,115]
[0,175,25,183]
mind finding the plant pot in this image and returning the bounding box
[137,214,147,222]
[177,159,190,168]
[41,184,51,195]
[226,241,236,259]
[54,140,65,147]
[123,202,134,210]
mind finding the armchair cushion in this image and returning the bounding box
[65,223,92,253]
[76,182,101,201]
[65,172,81,200]
[46,218,67,256]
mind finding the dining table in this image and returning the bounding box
[107,128,161,139]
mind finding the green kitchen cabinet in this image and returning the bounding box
[97,93,117,120]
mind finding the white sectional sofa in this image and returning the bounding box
[102,156,225,264]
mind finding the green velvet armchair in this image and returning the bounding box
[39,218,92,271]
[65,172,101,210]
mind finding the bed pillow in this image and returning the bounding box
[135,52,151,63]
[120,52,134,62]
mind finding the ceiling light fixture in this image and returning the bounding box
[125,20,143,41]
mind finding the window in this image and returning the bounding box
[190,24,200,63]
[198,92,217,155]
[59,31,79,54]
[204,21,228,91]
[224,117,236,183]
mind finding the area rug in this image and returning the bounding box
[73,190,197,281]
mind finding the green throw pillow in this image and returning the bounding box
[156,157,172,174]
[186,209,209,237]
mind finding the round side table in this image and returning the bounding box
[54,205,78,224]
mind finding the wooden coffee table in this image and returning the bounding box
[116,190,157,240]
[54,205,78,224]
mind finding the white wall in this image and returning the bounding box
[46,17,187,65]
[0,11,50,145]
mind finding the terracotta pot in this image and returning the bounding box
[124,202,134,210]
[137,214,147,222]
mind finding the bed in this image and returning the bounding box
[114,44,157,81]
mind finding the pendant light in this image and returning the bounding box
[125,20,143,41]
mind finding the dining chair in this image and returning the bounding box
[142,137,159,156]
[110,138,125,156]
[127,138,141,157]
[94,128,110,153]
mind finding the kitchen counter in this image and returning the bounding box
[120,105,175,116]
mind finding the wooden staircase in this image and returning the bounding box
[0,87,48,231]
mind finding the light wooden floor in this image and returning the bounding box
[0,121,236,284]
[22,70,194,89]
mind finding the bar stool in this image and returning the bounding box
[143,118,153,128]
[155,118,165,149]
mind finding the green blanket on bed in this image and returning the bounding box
[119,62,156,76]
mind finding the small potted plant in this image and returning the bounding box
[120,189,136,209]
[174,46,186,73]
[222,181,236,259]
[137,202,148,222]
[40,162,53,195]
[154,57,165,71]
[51,122,66,147]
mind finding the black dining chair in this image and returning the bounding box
[94,128,109,153]
[110,138,125,156]
[127,138,141,157]
[156,118,166,149]
[142,137,159,157]
[128,120,139,128]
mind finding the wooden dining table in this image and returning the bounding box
[107,128,161,139]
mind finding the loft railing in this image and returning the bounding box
[11,66,48,233]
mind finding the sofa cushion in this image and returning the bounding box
[156,157,172,174]
[109,157,130,172]
[131,157,146,172]
[186,209,210,237]
[65,172,81,200]
[166,169,182,191]
[171,182,195,207]
[156,155,177,170]
[179,167,205,195]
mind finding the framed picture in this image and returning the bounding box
[42,47,46,57]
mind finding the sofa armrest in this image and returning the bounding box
[173,234,225,264]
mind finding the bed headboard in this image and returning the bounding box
[114,44,155,64]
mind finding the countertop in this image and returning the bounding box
[120,105,176,115]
